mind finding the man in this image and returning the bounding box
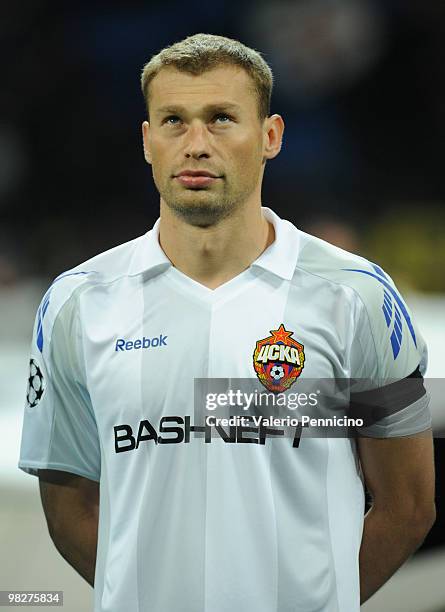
[18,33,435,612]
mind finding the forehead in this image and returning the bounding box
[148,65,257,112]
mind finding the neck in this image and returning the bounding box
[158,200,275,290]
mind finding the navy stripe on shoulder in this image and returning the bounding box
[36,271,95,353]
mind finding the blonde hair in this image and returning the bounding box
[141,33,273,120]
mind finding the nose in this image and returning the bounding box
[183,121,210,159]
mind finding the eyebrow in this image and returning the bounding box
[155,102,242,116]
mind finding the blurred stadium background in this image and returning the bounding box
[0,1,444,610]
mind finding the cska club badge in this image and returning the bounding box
[253,324,305,392]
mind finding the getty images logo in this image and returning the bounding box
[115,334,168,352]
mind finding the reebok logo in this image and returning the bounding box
[115,334,168,352]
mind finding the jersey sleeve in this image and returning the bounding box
[348,263,431,437]
[18,279,101,481]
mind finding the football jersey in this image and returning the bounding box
[18,207,431,612]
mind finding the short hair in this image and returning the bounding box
[141,33,274,121]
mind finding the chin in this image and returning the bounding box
[166,198,234,227]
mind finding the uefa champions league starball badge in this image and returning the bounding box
[26,358,46,408]
[253,324,305,392]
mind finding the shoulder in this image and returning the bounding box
[295,231,424,375]
[60,233,146,283]
[33,234,145,355]
[296,230,402,315]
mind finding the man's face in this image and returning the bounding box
[142,65,271,226]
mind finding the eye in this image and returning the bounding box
[164,115,181,125]
[214,113,232,123]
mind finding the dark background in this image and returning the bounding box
[1,0,443,554]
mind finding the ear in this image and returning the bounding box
[262,114,285,161]
[142,120,152,165]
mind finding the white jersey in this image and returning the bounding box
[18,207,430,612]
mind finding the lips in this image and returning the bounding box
[175,169,221,188]
[176,170,218,178]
